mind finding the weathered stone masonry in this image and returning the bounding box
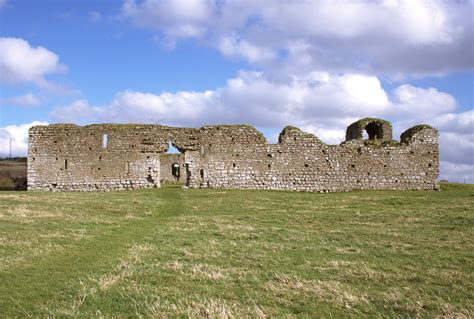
[160,153,185,183]
[27,118,439,192]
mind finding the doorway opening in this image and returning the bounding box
[160,139,188,185]
[172,163,180,179]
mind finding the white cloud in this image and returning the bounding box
[122,0,214,47]
[51,90,220,127]
[121,0,473,76]
[261,1,457,44]
[0,93,40,107]
[50,71,458,129]
[390,85,457,119]
[50,99,100,124]
[433,110,474,180]
[0,37,66,86]
[432,109,474,136]
[440,161,474,184]
[0,121,48,157]
[51,71,392,128]
[440,132,474,165]
[301,125,346,145]
[218,35,276,63]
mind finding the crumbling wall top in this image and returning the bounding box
[400,124,438,145]
[278,125,324,146]
[345,117,393,142]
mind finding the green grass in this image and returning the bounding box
[0,183,473,317]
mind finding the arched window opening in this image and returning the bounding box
[365,122,383,140]
[172,163,180,178]
[345,118,393,142]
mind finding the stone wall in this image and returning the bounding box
[28,118,439,192]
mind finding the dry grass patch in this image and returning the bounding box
[191,264,227,281]
[335,246,361,254]
[437,303,472,319]
[266,273,368,309]
[0,234,88,270]
[54,243,158,316]
[0,204,103,224]
[0,194,39,202]
[96,243,156,291]
[147,297,267,319]
[0,205,61,223]
[321,260,387,280]
[160,261,228,281]
[187,298,236,318]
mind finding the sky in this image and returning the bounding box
[0,0,473,182]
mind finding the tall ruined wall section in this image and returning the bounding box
[28,118,439,192]
[184,123,438,192]
[28,125,163,191]
[28,124,204,191]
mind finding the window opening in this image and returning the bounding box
[102,133,108,148]
[365,122,383,140]
[172,163,180,178]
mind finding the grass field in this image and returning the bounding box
[0,159,27,190]
[0,160,27,178]
[0,183,473,317]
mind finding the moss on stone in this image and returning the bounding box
[346,118,393,142]
[401,124,434,136]
[282,125,301,132]
[362,139,402,148]
[357,117,392,126]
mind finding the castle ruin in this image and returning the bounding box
[27,118,439,192]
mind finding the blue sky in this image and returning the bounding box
[0,0,473,182]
